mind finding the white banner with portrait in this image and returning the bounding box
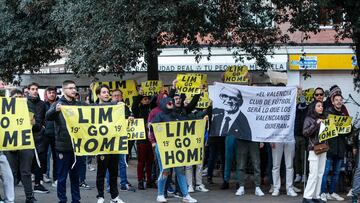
[209,82,297,142]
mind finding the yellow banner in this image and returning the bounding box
[61,105,128,156]
[0,98,35,150]
[328,114,352,134]
[289,54,356,70]
[185,91,211,109]
[141,80,163,96]
[152,120,206,169]
[176,74,207,94]
[319,119,338,142]
[93,80,138,107]
[297,88,314,104]
[224,65,249,83]
[127,118,146,140]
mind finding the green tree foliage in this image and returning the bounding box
[273,0,360,91]
[0,0,64,82]
[52,0,288,80]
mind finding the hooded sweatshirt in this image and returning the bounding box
[148,97,181,144]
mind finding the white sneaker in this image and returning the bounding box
[272,189,280,196]
[255,187,265,197]
[43,174,52,183]
[326,193,333,200]
[287,188,298,197]
[347,189,353,197]
[330,193,345,201]
[52,180,57,188]
[292,186,301,193]
[320,193,327,202]
[156,195,167,203]
[188,185,194,193]
[110,196,125,203]
[182,194,197,203]
[268,184,274,194]
[97,197,105,203]
[294,174,302,183]
[195,184,209,192]
[235,186,245,196]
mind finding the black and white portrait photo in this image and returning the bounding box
[209,82,297,142]
[210,86,252,140]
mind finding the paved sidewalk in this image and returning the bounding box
[13,160,351,203]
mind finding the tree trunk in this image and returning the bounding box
[144,37,159,80]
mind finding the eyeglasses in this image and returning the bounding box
[314,93,324,96]
[219,94,238,101]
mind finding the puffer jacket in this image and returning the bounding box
[27,95,46,149]
[45,96,81,152]
[44,99,58,137]
[149,97,187,144]
[303,114,322,151]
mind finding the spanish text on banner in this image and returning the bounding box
[0,97,35,150]
[209,82,297,142]
[152,120,206,169]
[61,104,128,156]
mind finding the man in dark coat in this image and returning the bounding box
[45,80,81,203]
[27,82,49,194]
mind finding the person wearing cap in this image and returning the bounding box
[131,90,156,190]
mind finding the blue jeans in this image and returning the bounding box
[56,152,80,203]
[321,157,343,194]
[224,135,237,182]
[155,145,188,196]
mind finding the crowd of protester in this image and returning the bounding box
[0,78,359,203]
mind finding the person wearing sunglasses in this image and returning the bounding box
[151,97,197,203]
[313,88,325,102]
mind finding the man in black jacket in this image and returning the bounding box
[95,85,125,203]
[27,82,49,194]
[320,94,348,202]
[45,80,81,203]
[43,86,58,187]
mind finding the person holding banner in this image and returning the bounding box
[151,97,197,203]
[26,82,50,194]
[302,101,327,203]
[5,89,35,203]
[107,89,135,192]
[320,94,349,202]
[131,93,155,190]
[0,151,15,203]
[186,107,211,193]
[45,80,82,203]
[94,85,126,203]
[43,86,59,187]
